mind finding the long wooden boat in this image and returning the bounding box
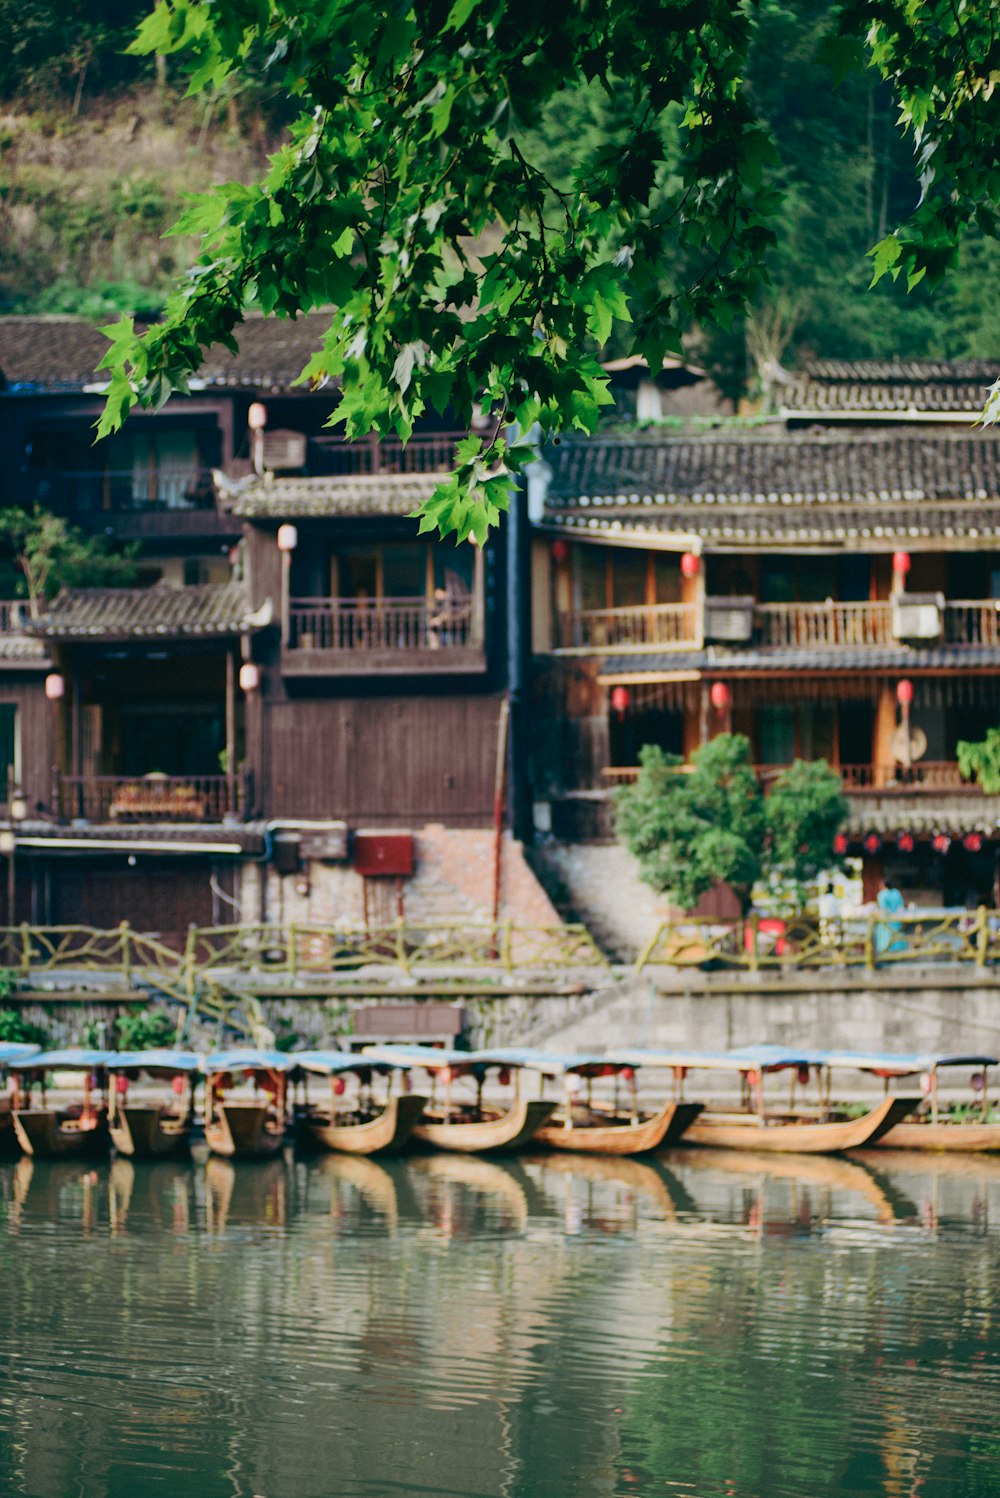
[10,1049,113,1160]
[475,1048,704,1156]
[806,1050,1000,1152]
[0,1044,39,1158]
[202,1049,295,1161]
[296,1051,428,1156]
[363,1045,556,1154]
[108,1049,202,1160]
[616,1047,920,1155]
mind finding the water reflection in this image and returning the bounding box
[0,1149,999,1497]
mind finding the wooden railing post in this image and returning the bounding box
[865,912,876,970]
[19,922,31,976]
[747,912,759,972]
[119,921,131,982]
[394,917,410,975]
[976,906,989,967]
[185,923,198,997]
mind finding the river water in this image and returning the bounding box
[1,1147,999,1498]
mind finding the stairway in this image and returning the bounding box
[532,843,671,962]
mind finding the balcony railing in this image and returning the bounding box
[52,772,247,823]
[287,596,480,653]
[604,762,979,794]
[556,603,701,652]
[553,598,1000,653]
[26,467,216,515]
[310,432,464,476]
[0,601,30,633]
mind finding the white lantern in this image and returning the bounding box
[44,673,65,701]
[277,524,298,552]
[248,402,268,431]
[239,663,261,692]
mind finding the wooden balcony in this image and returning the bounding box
[551,598,1000,654]
[555,603,701,653]
[52,772,247,823]
[283,596,486,675]
[604,762,979,794]
[0,602,30,632]
[310,431,464,476]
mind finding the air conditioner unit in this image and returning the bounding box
[704,596,755,644]
[892,591,943,641]
[262,429,308,471]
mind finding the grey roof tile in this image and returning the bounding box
[30,582,272,640]
[221,471,443,518]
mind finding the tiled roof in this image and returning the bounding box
[779,358,1000,417]
[596,645,1000,677]
[29,582,272,640]
[544,431,1000,547]
[221,472,443,518]
[0,634,50,665]
[16,820,267,853]
[843,805,1000,839]
[0,311,333,394]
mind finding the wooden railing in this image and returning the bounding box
[0,601,29,632]
[51,772,247,823]
[311,432,464,475]
[943,601,1000,646]
[604,762,978,794]
[287,596,478,652]
[637,909,998,973]
[556,603,701,651]
[755,601,895,648]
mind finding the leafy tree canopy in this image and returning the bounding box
[97,0,1000,540]
[0,507,137,618]
[957,730,1000,795]
[616,736,847,911]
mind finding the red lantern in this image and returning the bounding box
[551,539,569,562]
[680,552,700,579]
[932,834,951,855]
[710,682,730,712]
[964,833,983,853]
[892,551,911,577]
[611,685,630,716]
[497,1067,512,1087]
[896,679,914,706]
[833,833,849,855]
[620,1067,635,1082]
[333,1076,347,1096]
[863,833,881,856]
[797,1065,811,1087]
[898,833,915,853]
[115,1074,129,1096]
[171,1074,186,1096]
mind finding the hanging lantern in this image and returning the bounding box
[277,524,298,552]
[863,833,881,856]
[497,1067,512,1087]
[898,833,915,853]
[680,552,700,579]
[333,1076,347,1096]
[610,685,630,716]
[710,681,730,712]
[932,833,951,855]
[44,673,65,701]
[920,1072,934,1096]
[833,833,849,855]
[964,832,983,853]
[171,1074,186,1096]
[551,539,569,562]
[797,1065,811,1087]
[892,551,911,578]
[247,401,268,431]
[239,662,261,692]
[620,1066,635,1082]
[115,1074,129,1096]
[896,678,914,706]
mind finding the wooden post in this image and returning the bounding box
[185,923,198,999]
[976,905,989,966]
[225,649,237,815]
[865,911,876,969]
[120,920,131,983]
[747,911,759,972]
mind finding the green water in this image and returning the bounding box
[1,1148,999,1498]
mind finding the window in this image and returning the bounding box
[0,705,19,802]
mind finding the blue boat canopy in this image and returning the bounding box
[361,1044,484,1074]
[473,1048,634,1077]
[614,1047,814,1074]
[805,1050,997,1075]
[203,1049,298,1074]
[110,1049,203,1074]
[295,1050,408,1077]
[14,1048,116,1071]
[0,1042,40,1066]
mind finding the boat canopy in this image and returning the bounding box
[614,1046,815,1074]
[474,1048,633,1077]
[295,1050,409,1077]
[110,1049,203,1075]
[202,1049,298,1074]
[806,1050,997,1076]
[362,1044,485,1074]
[13,1048,116,1071]
[0,1043,40,1066]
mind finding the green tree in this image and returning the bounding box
[0,507,137,619]
[0,1007,48,1047]
[764,759,848,895]
[615,737,847,911]
[957,730,1000,795]
[96,0,1000,541]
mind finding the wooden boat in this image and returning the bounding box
[476,1048,704,1156]
[296,1051,428,1155]
[202,1049,295,1160]
[363,1045,555,1153]
[10,1049,112,1160]
[107,1049,202,1159]
[812,1050,1000,1152]
[0,1044,39,1159]
[616,1047,920,1155]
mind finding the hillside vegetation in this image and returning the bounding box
[1,0,998,392]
